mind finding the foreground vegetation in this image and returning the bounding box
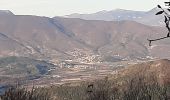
[1,74,170,100]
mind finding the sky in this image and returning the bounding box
[0,0,167,17]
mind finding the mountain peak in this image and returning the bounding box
[64,7,163,26]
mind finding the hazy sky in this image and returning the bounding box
[0,0,166,17]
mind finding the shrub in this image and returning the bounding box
[0,86,52,100]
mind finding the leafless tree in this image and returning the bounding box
[148,2,170,46]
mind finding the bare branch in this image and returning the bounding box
[148,3,170,46]
[147,36,170,46]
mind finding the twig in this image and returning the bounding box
[147,36,170,46]
[148,4,170,46]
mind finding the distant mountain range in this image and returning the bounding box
[65,7,164,26]
[0,9,169,63]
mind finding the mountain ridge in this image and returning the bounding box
[0,11,168,63]
[65,7,163,26]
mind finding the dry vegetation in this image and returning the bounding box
[1,73,170,100]
[1,59,170,100]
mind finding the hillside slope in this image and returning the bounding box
[0,11,168,63]
[114,59,170,85]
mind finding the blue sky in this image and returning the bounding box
[0,0,166,17]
